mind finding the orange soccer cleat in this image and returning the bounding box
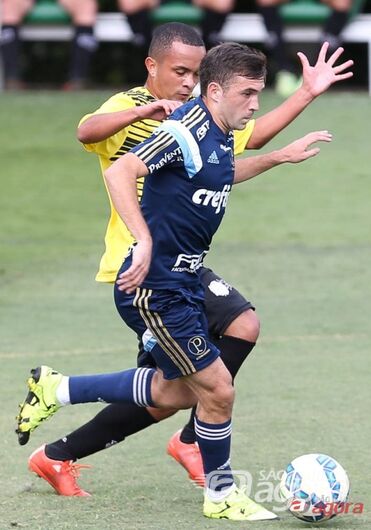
[167,430,205,487]
[28,445,91,497]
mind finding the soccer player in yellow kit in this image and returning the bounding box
[82,98,255,283]
[24,23,353,496]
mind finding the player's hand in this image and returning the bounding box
[298,42,353,98]
[279,130,333,163]
[139,100,183,122]
[116,239,152,293]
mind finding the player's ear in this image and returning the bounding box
[208,82,223,103]
[145,56,157,78]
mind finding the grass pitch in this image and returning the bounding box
[1,90,370,529]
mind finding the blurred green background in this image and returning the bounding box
[0,90,370,529]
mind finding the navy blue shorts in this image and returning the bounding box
[114,284,220,380]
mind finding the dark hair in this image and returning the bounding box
[148,22,205,58]
[200,43,267,95]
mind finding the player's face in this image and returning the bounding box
[218,76,265,131]
[150,42,206,102]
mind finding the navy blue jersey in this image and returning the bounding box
[130,96,234,289]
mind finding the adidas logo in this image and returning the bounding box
[207,151,219,164]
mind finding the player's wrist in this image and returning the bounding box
[272,148,290,165]
[295,84,316,104]
[135,104,153,121]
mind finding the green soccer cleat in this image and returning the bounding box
[16,365,63,445]
[203,486,278,521]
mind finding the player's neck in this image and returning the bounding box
[144,79,160,100]
[202,96,229,135]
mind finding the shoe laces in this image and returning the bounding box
[233,487,260,512]
[231,486,251,503]
[63,461,91,479]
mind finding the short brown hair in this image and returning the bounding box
[200,43,267,95]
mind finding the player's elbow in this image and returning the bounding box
[246,124,271,149]
[246,134,266,150]
[104,156,128,186]
[76,123,92,144]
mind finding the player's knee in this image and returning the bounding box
[256,0,283,7]
[193,0,234,14]
[147,407,177,421]
[324,0,351,10]
[205,378,235,417]
[59,0,97,25]
[118,0,159,15]
[224,309,260,342]
[2,0,33,23]
[216,382,235,409]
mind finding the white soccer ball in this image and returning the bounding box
[279,453,350,523]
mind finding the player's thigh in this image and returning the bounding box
[149,349,235,413]
[58,0,97,24]
[321,0,351,10]
[183,356,234,414]
[117,0,159,14]
[114,290,198,409]
[224,308,260,342]
[151,370,197,409]
[2,0,34,23]
[256,0,286,7]
[116,285,220,380]
[193,0,235,12]
[146,288,221,380]
[200,267,255,338]
[151,359,235,416]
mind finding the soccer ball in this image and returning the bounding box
[279,454,350,523]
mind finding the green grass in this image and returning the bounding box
[1,90,370,529]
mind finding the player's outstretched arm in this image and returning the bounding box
[77,100,182,144]
[234,130,332,184]
[104,153,152,293]
[248,43,353,149]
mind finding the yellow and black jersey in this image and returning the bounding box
[80,86,255,283]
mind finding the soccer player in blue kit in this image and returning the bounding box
[16,42,334,520]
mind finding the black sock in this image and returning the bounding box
[45,403,157,461]
[0,25,21,80]
[201,9,227,48]
[68,25,97,82]
[324,10,349,37]
[321,10,349,51]
[219,335,256,379]
[179,336,256,444]
[126,9,153,49]
[259,6,293,72]
[180,407,197,444]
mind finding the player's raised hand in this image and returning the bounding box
[279,130,333,163]
[139,100,183,122]
[116,239,152,293]
[298,42,353,98]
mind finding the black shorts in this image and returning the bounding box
[200,267,254,339]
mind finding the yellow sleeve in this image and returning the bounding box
[233,120,255,156]
[79,92,137,155]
